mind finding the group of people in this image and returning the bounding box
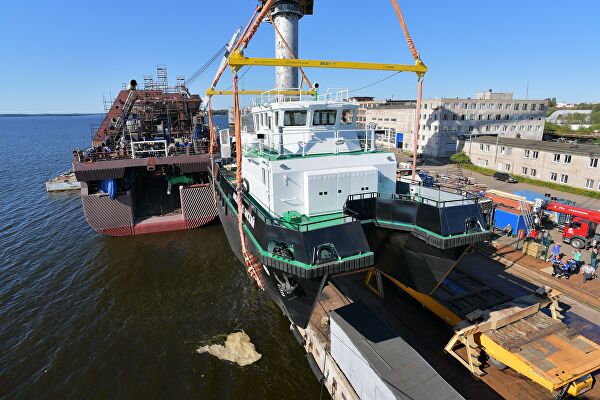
[548,242,599,283]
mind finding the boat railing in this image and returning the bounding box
[250,88,350,106]
[316,88,350,102]
[346,188,480,210]
[72,140,211,163]
[242,128,378,158]
[131,140,167,158]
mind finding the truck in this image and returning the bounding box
[544,202,600,249]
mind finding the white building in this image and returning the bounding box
[458,136,600,192]
[405,91,547,157]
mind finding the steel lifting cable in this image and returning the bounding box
[267,12,313,89]
[232,71,263,288]
[390,0,424,179]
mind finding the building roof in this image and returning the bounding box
[468,136,600,157]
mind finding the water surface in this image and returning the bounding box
[0,115,322,399]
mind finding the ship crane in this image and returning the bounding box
[543,201,600,249]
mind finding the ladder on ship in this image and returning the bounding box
[114,90,137,131]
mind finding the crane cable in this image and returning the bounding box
[267,12,313,89]
[390,0,424,180]
[232,71,263,288]
[185,45,226,87]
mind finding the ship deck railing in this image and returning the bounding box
[73,141,211,164]
[251,88,349,107]
[235,128,382,160]
[347,186,481,209]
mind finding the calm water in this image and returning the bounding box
[0,116,322,399]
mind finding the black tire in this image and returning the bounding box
[571,238,584,249]
[488,355,508,370]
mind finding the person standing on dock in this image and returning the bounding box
[591,247,598,270]
[549,242,561,262]
[582,263,595,283]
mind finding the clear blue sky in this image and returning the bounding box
[1,1,598,113]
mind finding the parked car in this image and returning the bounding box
[493,172,517,183]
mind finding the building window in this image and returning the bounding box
[550,172,557,181]
[443,126,448,132]
[505,114,510,120]
[499,146,507,154]
[469,114,475,120]
[590,158,599,168]
[478,159,488,167]
[523,150,530,158]
[585,179,594,189]
[510,126,516,131]
[521,167,528,175]
[391,118,397,122]
[485,126,490,132]
[560,174,568,184]
[503,164,511,171]
[496,114,502,120]
[424,104,428,109]
[461,114,465,120]
[563,154,572,164]
[530,168,537,177]
[552,153,560,163]
[540,104,545,110]
[514,103,519,110]
[531,104,536,111]
[522,104,528,110]
[487,115,492,120]
[532,151,539,159]
[478,115,483,120]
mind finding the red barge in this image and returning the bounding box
[72,66,217,236]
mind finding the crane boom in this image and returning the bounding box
[545,202,600,223]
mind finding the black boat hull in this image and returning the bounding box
[363,223,468,294]
[215,182,328,329]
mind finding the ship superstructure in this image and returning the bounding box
[72,66,217,236]
[213,89,490,328]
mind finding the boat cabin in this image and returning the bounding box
[223,96,397,219]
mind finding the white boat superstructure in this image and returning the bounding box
[221,89,397,218]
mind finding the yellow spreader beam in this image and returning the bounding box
[228,50,427,77]
[206,89,315,96]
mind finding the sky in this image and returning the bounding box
[0,0,599,113]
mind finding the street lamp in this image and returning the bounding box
[493,132,506,165]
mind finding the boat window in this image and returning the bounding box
[268,116,272,129]
[260,113,264,127]
[274,111,279,126]
[313,110,337,126]
[284,110,307,126]
[341,109,355,125]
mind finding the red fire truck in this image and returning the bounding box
[545,202,600,249]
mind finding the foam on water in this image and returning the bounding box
[197,331,262,366]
